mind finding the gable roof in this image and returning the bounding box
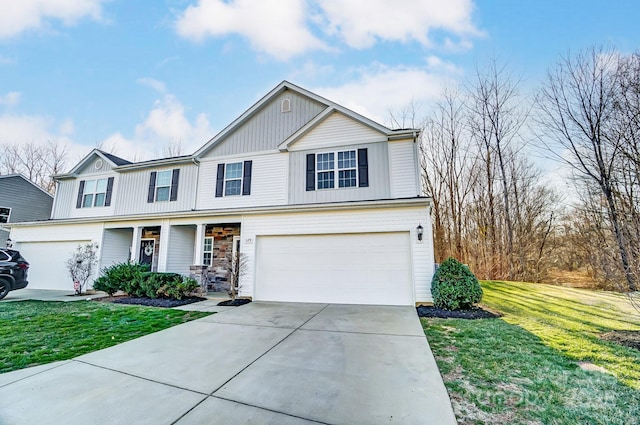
[193,80,412,158]
[0,174,53,198]
[56,149,132,179]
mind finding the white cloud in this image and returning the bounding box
[137,78,167,93]
[0,113,92,169]
[96,94,215,161]
[0,0,106,39]
[0,92,22,107]
[312,60,461,126]
[316,0,480,49]
[175,0,327,60]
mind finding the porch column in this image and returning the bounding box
[194,223,206,265]
[157,220,170,272]
[131,226,142,262]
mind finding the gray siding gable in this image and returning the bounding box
[199,89,326,158]
[0,175,53,223]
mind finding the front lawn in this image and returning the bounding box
[0,300,210,374]
[422,281,640,424]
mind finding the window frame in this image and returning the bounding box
[224,162,243,196]
[0,207,10,223]
[315,149,358,190]
[203,236,213,266]
[81,178,109,208]
[154,170,172,202]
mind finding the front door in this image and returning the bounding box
[140,238,155,267]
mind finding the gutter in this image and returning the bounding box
[9,197,432,227]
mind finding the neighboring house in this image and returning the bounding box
[0,174,53,247]
[9,81,434,305]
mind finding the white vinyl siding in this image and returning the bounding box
[196,153,287,210]
[114,164,197,216]
[75,155,116,175]
[287,111,386,152]
[165,225,196,275]
[100,228,133,268]
[388,140,419,198]
[289,142,390,204]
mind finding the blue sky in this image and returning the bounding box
[1,0,639,165]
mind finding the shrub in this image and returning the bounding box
[93,262,149,296]
[157,276,199,300]
[94,263,196,300]
[431,257,483,310]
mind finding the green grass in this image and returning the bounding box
[0,300,210,374]
[422,281,640,424]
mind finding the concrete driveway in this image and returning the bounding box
[0,302,456,425]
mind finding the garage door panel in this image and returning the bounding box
[255,233,413,306]
[17,241,90,290]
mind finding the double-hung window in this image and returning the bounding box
[306,148,368,191]
[337,150,357,188]
[82,179,108,207]
[147,169,180,203]
[224,162,243,196]
[76,177,114,209]
[316,153,335,189]
[0,207,11,223]
[155,170,172,202]
[215,160,253,197]
[203,237,213,266]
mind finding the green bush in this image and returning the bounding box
[431,257,483,310]
[157,277,199,300]
[93,262,149,296]
[93,263,196,300]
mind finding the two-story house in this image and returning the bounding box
[0,174,54,247]
[9,81,435,305]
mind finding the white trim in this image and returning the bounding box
[0,206,11,224]
[315,149,358,190]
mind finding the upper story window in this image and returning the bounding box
[83,178,108,207]
[224,162,243,196]
[147,169,180,203]
[215,160,253,198]
[0,207,10,223]
[306,148,368,191]
[76,177,114,209]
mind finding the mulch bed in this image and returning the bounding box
[417,305,502,319]
[600,330,640,351]
[217,298,252,307]
[96,295,206,308]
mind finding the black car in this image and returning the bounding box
[0,249,29,300]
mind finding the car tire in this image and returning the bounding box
[0,278,9,300]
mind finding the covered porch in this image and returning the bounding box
[100,221,242,293]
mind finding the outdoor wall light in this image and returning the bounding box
[416,224,424,241]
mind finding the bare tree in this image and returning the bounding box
[537,47,637,291]
[0,140,68,194]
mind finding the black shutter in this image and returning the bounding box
[306,154,315,191]
[215,163,225,197]
[242,160,252,196]
[358,148,369,187]
[76,180,85,208]
[170,169,180,201]
[104,177,114,206]
[147,172,157,203]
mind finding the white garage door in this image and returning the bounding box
[255,232,413,305]
[17,241,90,290]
